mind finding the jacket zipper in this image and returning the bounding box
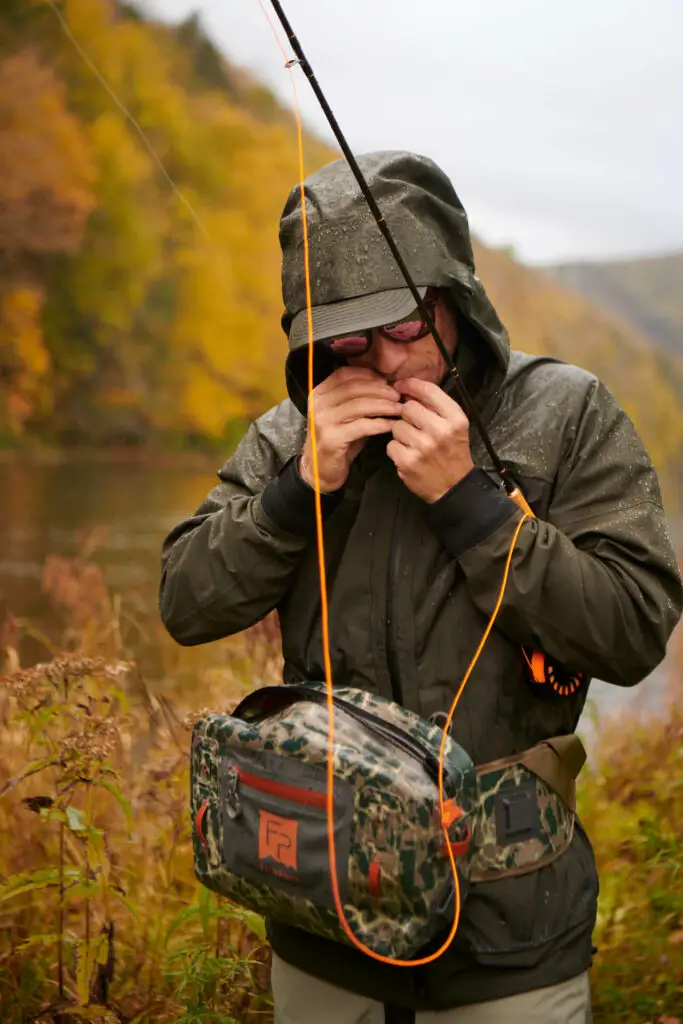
[385,489,404,706]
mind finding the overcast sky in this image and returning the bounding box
[145,0,683,265]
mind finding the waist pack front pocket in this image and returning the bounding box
[220,748,353,910]
[190,683,478,959]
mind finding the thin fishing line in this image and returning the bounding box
[44,0,212,243]
[255,0,468,967]
[255,0,345,951]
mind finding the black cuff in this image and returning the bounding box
[425,468,517,559]
[260,455,346,537]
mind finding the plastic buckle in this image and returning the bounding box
[495,779,539,843]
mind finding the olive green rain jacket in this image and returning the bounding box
[159,152,683,1009]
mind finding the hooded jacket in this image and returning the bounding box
[159,152,682,1009]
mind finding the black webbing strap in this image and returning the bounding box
[384,1005,416,1024]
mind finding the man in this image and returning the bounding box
[159,151,682,1022]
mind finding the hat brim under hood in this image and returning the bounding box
[279,151,511,417]
[288,286,428,348]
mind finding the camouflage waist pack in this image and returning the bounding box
[190,683,585,960]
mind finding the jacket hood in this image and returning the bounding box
[279,150,511,417]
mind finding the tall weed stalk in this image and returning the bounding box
[0,547,277,1023]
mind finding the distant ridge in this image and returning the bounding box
[544,252,683,357]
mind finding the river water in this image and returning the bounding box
[0,458,679,753]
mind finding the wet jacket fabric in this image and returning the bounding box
[159,152,683,1009]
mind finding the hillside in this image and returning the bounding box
[0,0,334,448]
[474,243,683,480]
[545,252,683,357]
[0,0,681,490]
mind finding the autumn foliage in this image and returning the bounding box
[0,0,682,488]
[0,0,333,446]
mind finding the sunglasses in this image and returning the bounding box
[324,288,438,359]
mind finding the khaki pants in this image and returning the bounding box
[271,954,593,1024]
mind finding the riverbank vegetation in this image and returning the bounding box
[0,549,277,1023]
[0,550,681,1022]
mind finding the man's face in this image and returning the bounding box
[346,294,458,385]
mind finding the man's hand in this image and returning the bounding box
[387,378,474,503]
[299,367,401,493]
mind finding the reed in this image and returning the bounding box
[0,549,681,1022]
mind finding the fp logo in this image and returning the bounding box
[258,810,298,871]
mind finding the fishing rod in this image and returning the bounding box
[267,0,526,502]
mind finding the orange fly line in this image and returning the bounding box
[257,2,531,968]
[45,0,532,969]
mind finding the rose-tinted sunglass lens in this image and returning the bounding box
[382,318,427,342]
[329,334,370,357]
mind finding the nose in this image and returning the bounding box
[368,330,409,377]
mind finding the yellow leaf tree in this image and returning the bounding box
[0,47,95,437]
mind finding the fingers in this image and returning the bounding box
[386,437,416,476]
[341,417,396,443]
[310,368,400,430]
[318,366,391,397]
[386,434,427,468]
[390,418,424,448]
[394,377,466,420]
[391,396,461,451]
[331,397,402,424]
[397,399,436,431]
[302,368,401,492]
[392,400,448,453]
[320,378,400,411]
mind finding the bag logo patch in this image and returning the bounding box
[259,810,298,870]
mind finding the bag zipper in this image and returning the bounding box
[231,684,453,794]
[297,687,447,792]
[236,768,327,809]
[224,764,328,819]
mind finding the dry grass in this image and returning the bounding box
[577,629,683,1023]
[0,548,681,1022]
[0,550,280,1023]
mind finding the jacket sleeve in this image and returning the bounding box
[158,405,342,646]
[426,378,683,686]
